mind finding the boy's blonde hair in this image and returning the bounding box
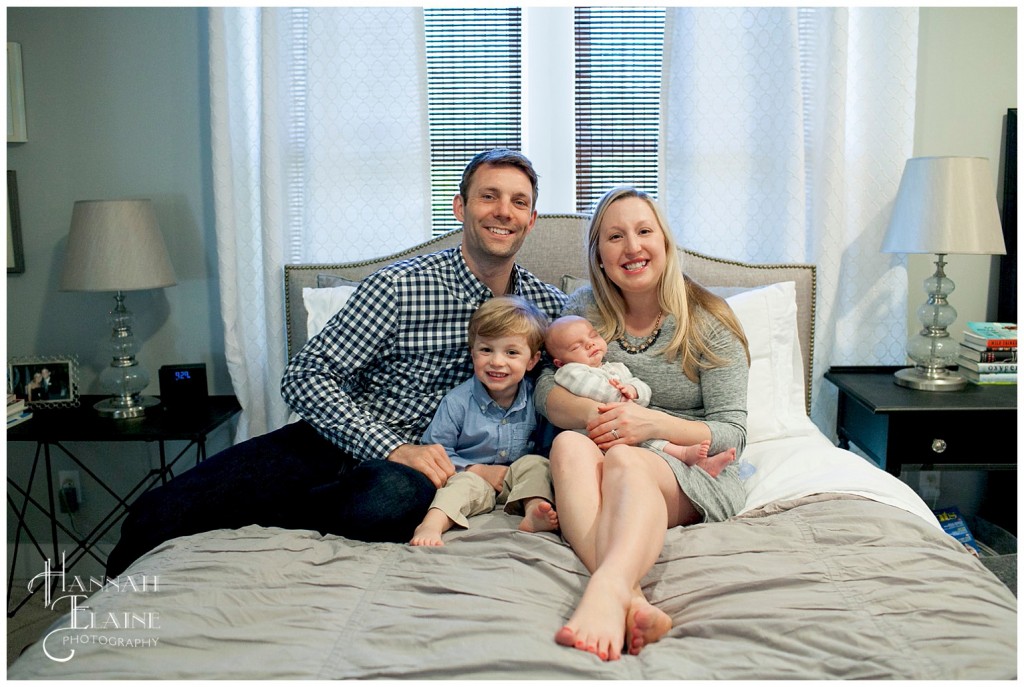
[468,296,550,354]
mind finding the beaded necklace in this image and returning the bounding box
[616,312,664,355]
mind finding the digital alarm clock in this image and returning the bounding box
[158,363,209,406]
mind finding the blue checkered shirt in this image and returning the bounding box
[281,246,566,464]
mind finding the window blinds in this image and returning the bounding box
[425,8,523,236]
[575,7,666,213]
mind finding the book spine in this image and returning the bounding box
[959,347,1017,362]
[960,339,1018,353]
[963,334,1018,348]
[961,370,1017,384]
[972,362,1018,373]
[6,410,33,427]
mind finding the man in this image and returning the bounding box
[106,149,566,577]
[38,367,66,399]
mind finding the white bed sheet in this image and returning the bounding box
[740,415,942,531]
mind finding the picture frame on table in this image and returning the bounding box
[8,170,25,274]
[8,355,80,408]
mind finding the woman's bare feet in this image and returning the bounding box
[554,572,632,661]
[625,595,672,655]
[519,499,559,533]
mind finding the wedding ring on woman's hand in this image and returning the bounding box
[611,429,620,440]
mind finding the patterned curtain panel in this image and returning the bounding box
[660,7,919,435]
[209,7,431,440]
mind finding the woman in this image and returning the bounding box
[24,371,42,403]
[535,186,750,661]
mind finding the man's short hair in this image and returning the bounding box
[468,296,549,355]
[459,148,539,210]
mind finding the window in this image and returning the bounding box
[424,8,522,235]
[574,7,666,212]
[424,7,665,230]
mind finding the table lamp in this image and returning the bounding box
[60,199,177,417]
[882,156,1007,391]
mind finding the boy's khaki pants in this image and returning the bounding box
[429,453,553,528]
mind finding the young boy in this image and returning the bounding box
[544,315,736,477]
[410,297,560,547]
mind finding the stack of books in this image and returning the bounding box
[957,322,1017,385]
[7,393,33,428]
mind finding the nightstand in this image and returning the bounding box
[825,366,1017,536]
[7,395,241,616]
[825,366,1017,475]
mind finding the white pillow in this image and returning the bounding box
[302,284,358,341]
[724,282,806,443]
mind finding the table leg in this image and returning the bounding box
[159,440,168,485]
[42,443,61,582]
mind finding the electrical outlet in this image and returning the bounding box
[58,470,82,513]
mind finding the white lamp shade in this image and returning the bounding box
[60,199,177,291]
[882,156,1007,255]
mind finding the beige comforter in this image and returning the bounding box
[10,495,1015,679]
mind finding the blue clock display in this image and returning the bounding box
[159,364,208,405]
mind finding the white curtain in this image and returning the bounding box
[209,7,432,441]
[660,7,918,436]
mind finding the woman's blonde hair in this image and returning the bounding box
[585,186,749,381]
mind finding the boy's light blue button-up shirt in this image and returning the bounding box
[420,376,537,470]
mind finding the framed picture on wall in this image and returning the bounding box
[7,42,27,143]
[8,356,80,408]
[997,107,1016,322]
[8,170,25,274]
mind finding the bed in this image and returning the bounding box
[9,214,1015,679]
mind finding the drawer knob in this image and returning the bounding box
[931,438,947,454]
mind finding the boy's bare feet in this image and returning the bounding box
[519,499,559,533]
[409,526,444,547]
[410,508,451,547]
[694,447,736,478]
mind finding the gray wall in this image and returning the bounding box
[911,7,1017,337]
[7,7,228,395]
[6,8,232,579]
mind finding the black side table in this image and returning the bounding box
[7,395,241,616]
[824,367,1017,475]
[825,366,1017,535]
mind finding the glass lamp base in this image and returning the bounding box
[892,366,966,392]
[94,394,161,419]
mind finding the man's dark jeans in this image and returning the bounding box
[105,420,435,577]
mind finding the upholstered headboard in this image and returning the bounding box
[283,213,816,411]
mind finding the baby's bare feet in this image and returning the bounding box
[682,439,711,464]
[696,447,736,478]
[519,500,559,533]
